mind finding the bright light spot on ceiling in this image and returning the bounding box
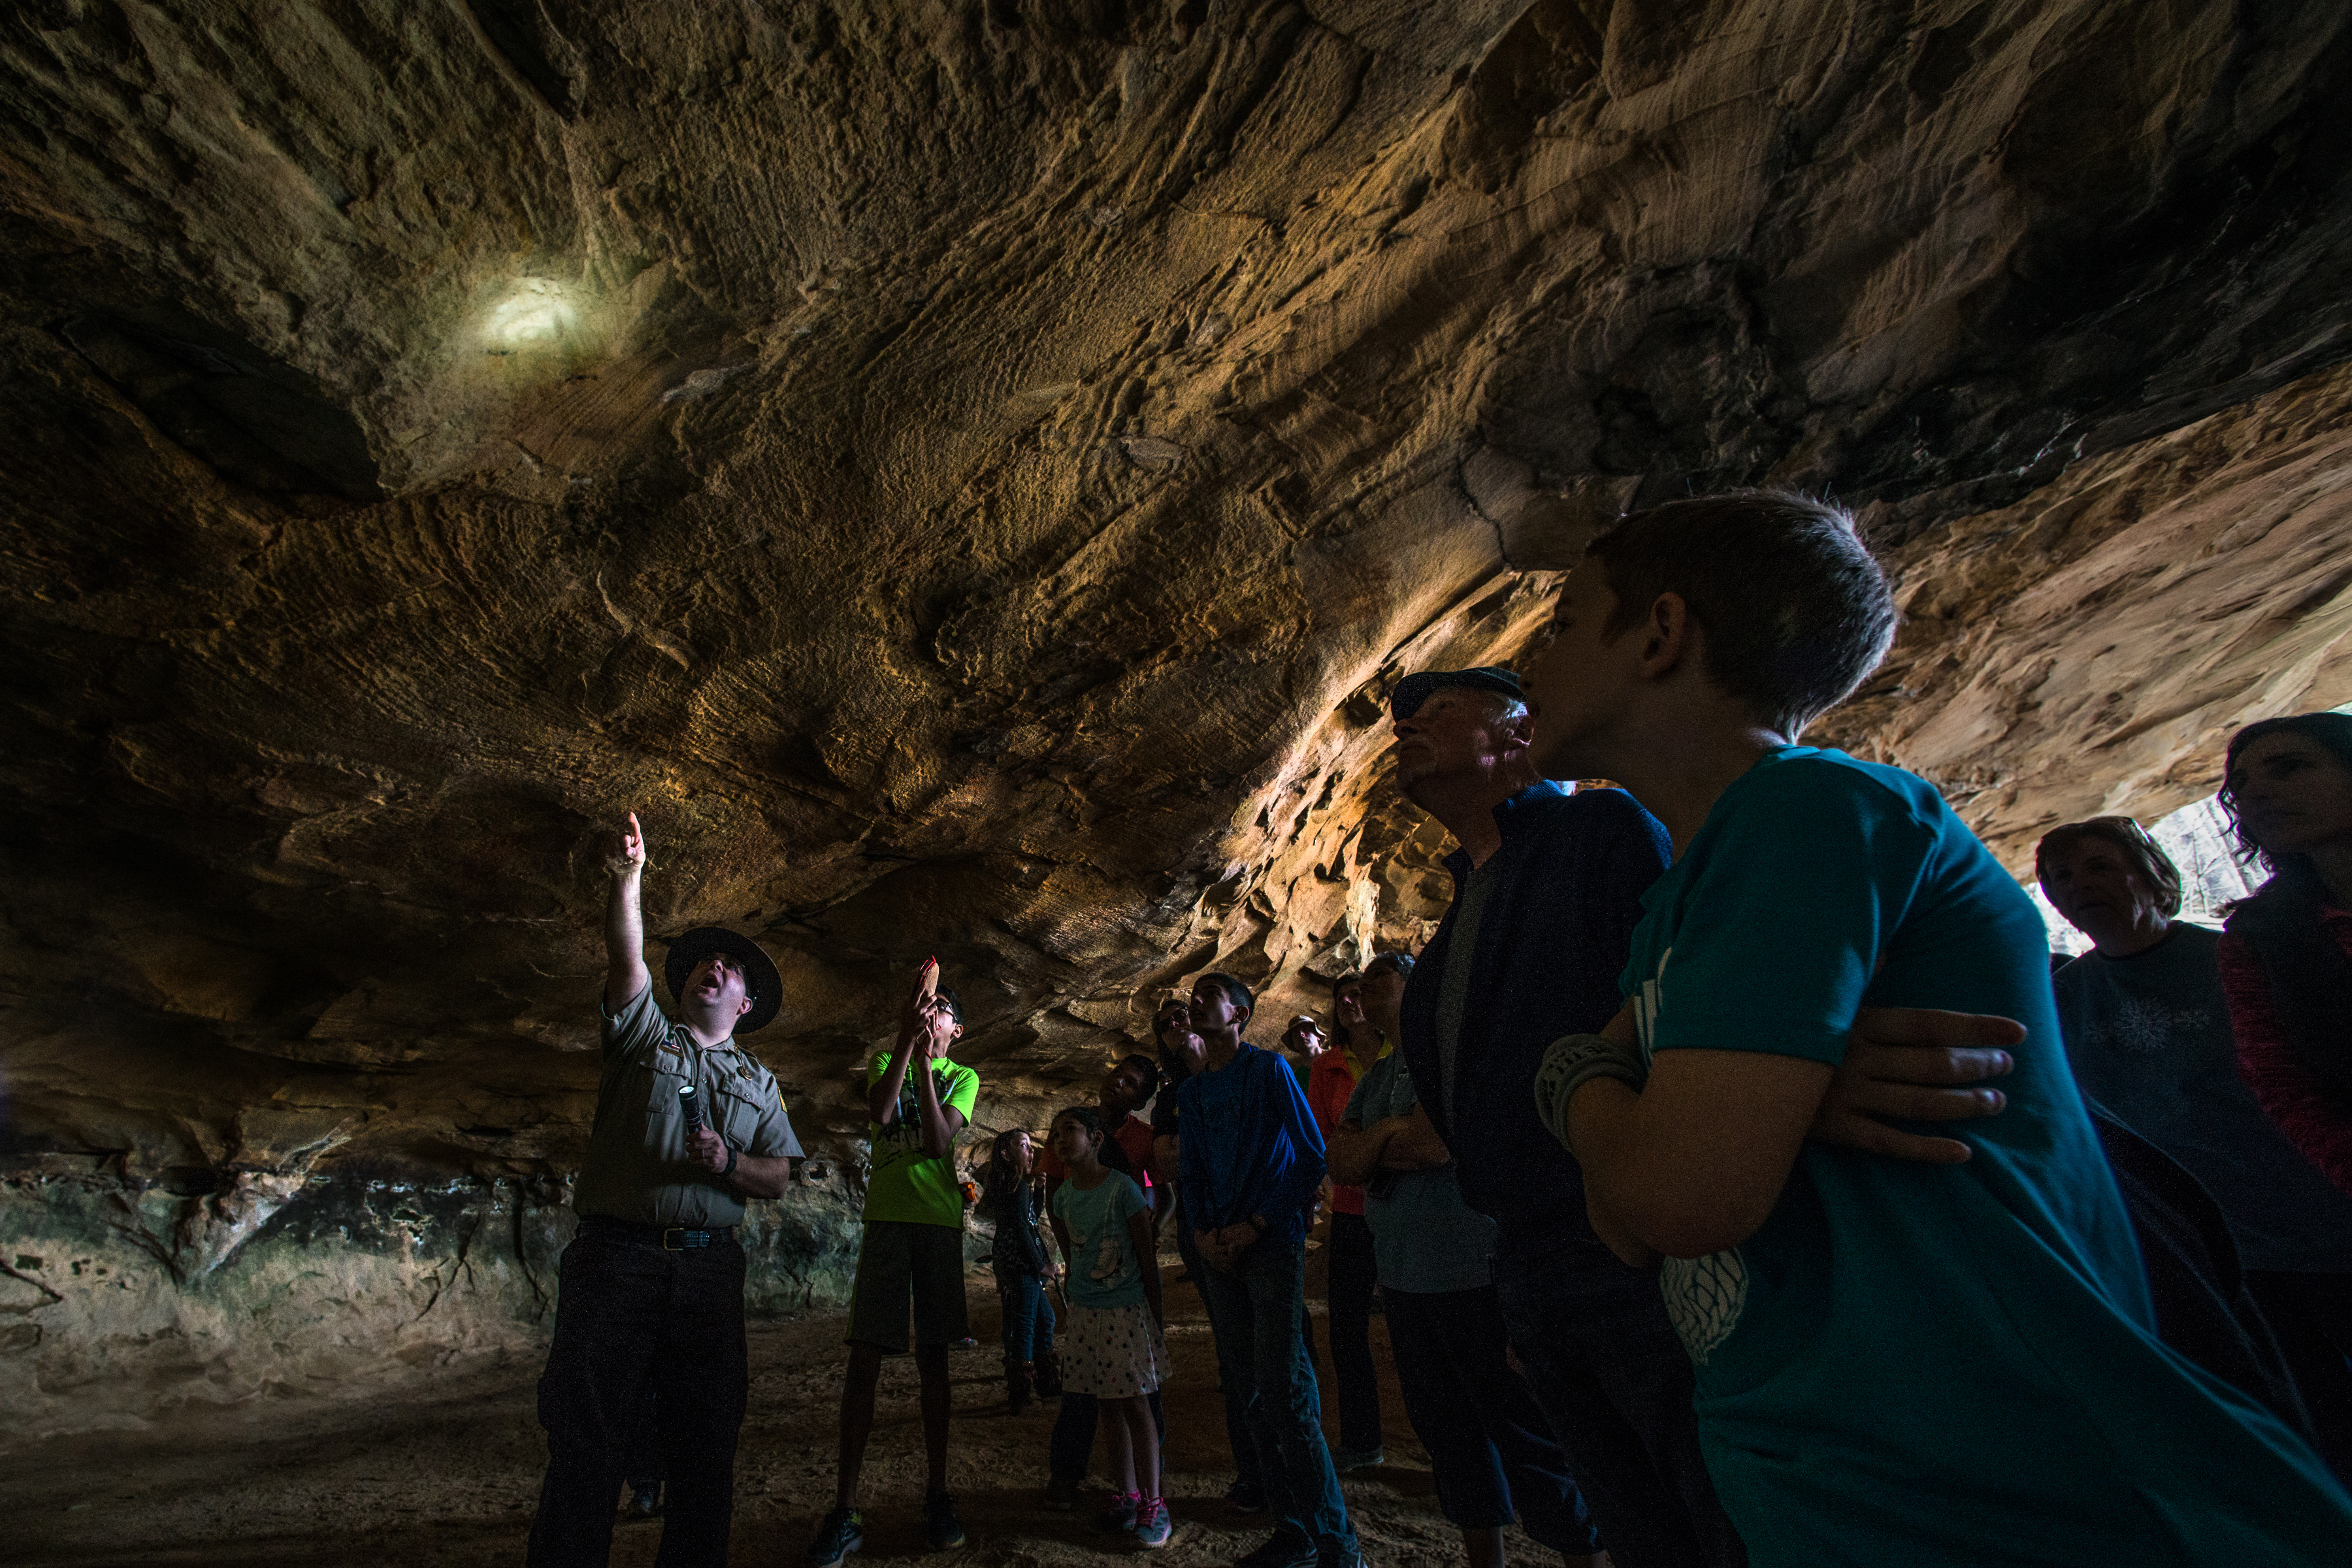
[483,278,577,348]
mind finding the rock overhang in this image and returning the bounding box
[1,0,2349,1198]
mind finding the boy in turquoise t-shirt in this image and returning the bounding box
[1519,491,2352,1567]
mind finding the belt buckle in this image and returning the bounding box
[662,1226,687,1251]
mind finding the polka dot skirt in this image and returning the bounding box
[1060,1302,1169,1398]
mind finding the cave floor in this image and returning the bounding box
[11,1279,1521,1568]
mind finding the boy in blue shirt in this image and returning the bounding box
[1176,972,1360,1568]
[1519,490,2352,1567]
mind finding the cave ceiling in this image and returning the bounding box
[4,0,2352,1183]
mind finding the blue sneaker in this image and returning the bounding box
[806,1507,863,1568]
[1133,1497,1173,1549]
[1094,1489,1141,1533]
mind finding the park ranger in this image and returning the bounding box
[527,810,804,1568]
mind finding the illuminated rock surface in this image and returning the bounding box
[3,0,2352,1420]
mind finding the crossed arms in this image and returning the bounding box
[1331,1006,2019,1262]
[1567,1005,2023,1265]
[1326,1101,1448,1186]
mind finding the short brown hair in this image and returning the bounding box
[2034,817,2184,917]
[1586,490,1897,737]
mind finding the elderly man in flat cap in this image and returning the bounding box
[1384,666,1741,1568]
[528,811,803,1568]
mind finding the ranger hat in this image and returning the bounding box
[1390,666,1525,721]
[663,926,784,1034]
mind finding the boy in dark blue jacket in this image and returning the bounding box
[1177,972,1360,1568]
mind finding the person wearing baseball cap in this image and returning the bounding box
[527,810,803,1568]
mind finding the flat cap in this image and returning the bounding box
[1390,666,1525,721]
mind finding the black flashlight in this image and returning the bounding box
[678,1084,705,1137]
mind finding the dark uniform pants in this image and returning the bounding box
[528,1230,748,1568]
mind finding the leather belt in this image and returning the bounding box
[579,1215,737,1250]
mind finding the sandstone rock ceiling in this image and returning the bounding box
[4,0,2351,1188]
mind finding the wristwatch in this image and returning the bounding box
[723,1145,740,1179]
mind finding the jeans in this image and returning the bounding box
[528,1230,748,1568]
[1197,1237,1356,1555]
[998,1270,1055,1364]
[1493,1247,1745,1568]
[1182,1215,1267,1495]
[1384,1284,1597,1553]
[1322,1213,1383,1456]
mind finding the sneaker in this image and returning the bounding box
[1094,1489,1141,1533]
[925,1489,967,1550]
[1133,1497,1173,1549]
[1041,1473,1084,1511]
[1332,1445,1385,1473]
[1235,1527,1318,1568]
[806,1507,864,1568]
[1223,1480,1266,1514]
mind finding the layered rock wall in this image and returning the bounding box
[0,1160,880,1442]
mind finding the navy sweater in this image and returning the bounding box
[1175,1043,1327,1248]
[1399,782,1671,1263]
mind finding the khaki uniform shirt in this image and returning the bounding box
[572,982,802,1228]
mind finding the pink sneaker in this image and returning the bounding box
[1133,1497,1173,1548]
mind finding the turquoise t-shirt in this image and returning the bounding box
[1052,1170,1149,1310]
[1623,747,2352,1567]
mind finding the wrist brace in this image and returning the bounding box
[1534,1032,1649,1152]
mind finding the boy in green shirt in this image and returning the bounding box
[808,968,981,1567]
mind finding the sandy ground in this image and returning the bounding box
[10,1272,1548,1568]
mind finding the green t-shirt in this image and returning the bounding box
[864,1051,980,1227]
